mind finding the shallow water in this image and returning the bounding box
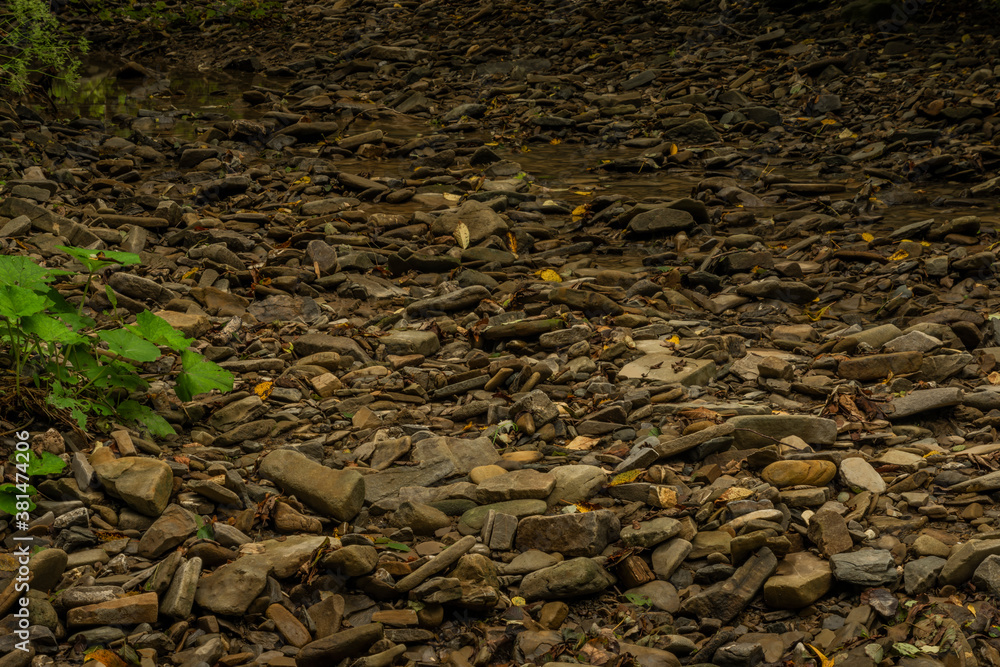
[50,60,998,237]
[52,58,262,117]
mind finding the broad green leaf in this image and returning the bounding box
[99,329,161,362]
[63,344,100,376]
[91,402,116,417]
[26,451,67,476]
[47,385,89,429]
[195,515,215,540]
[82,360,148,391]
[106,360,149,391]
[80,363,116,387]
[130,310,193,351]
[374,537,411,552]
[43,359,79,387]
[117,400,176,437]
[0,255,57,290]
[45,290,95,330]
[105,285,119,311]
[175,350,233,401]
[0,483,37,514]
[0,285,51,318]
[57,246,141,272]
[20,314,87,344]
[0,483,37,496]
[624,592,652,606]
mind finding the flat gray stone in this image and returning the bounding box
[830,548,899,587]
[519,558,616,600]
[380,330,440,357]
[618,354,716,386]
[161,556,202,618]
[412,436,499,475]
[730,415,837,447]
[258,449,364,521]
[516,510,621,557]
[839,457,886,494]
[885,387,963,419]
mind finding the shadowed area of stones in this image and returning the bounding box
[3,0,1000,666]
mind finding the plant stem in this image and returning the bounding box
[4,320,24,398]
[79,271,95,316]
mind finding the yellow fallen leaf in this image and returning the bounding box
[609,469,645,486]
[650,486,677,508]
[806,305,831,322]
[182,268,199,280]
[511,596,526,606]
[820,118,838,125]
[669,143,678,155]
[95,529,129,542]
[861,232,874,242]
[84,649,129,667]
[716,487,754,504]
[443,193,462,202]
[571,204,588,217]
[0,553,16,572]
[536,269,562,282]
[550,138,561,145]
[291,175,311,186]
[809,644,835,667]
[254,381,274,400]
[455,221,470,249]
[506,231,519,256]
[888,249,909,261]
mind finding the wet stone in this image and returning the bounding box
[763,552,832,609]
[11,6,1000,663]
[830,549,900,587]
[258,449,364,521]
[519,558,616,601]
[516,510,621,557]
[93,457,173,517]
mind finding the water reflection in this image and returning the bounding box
[50,56,262,123]
[46,59,997,234]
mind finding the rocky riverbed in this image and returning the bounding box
[3,0,1000,666]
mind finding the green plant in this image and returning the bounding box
[0,0,87,93]
[0,450,66,514]
[0,247,233,436]
[194,514,215,540]
[624,592,652,607]
[375,536,411,552]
